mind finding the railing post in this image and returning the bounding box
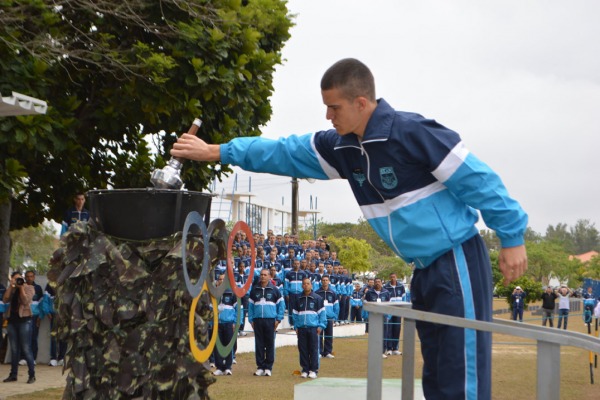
[537,340,560,400]
[401,318,416,400]
[367,312,384,400]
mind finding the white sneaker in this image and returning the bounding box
[325,354,335,359]
[254,369,264,376]
[308,371,317,379]
[225,369,233,375]
[239,331,248,337]
[18,359,26,366]
[232,359,237,364]
[209,363,216,369]
[264,369,272,376]
[385,350,392,355]
[300,372,308,378]
[382,353,388,359]
[392,350,403,355]
[57,359,64,366]
[49,359,58,367]
[213,369,224,376]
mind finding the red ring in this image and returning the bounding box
[226,221,255,298]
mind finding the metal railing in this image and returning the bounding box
[362,302,600,400]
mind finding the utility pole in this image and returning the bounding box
[291,177,299,235]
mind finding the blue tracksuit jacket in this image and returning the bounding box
[293,291,327,330]
[315,287,340,320]
[247,282,285,323]
[221,98,528,268]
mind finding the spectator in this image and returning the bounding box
[384,273,405,355]
[61,192,89,235]
[315,275,339,359]
[582,287,598,326]
[363,277,392,358]
[556,286,573,330]
[170,58,528,399]
[540,286,557,328]
[0,282,6,342]
[511,286,527,322]
[247,269,285,377]
[21,271,43,365]
[2,272,36,384]
[350,283,364,323]
[212,275,236,376]
[293,277,326,379]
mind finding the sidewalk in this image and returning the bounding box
[0,363,66,399]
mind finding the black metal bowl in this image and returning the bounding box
[87,188,212,240]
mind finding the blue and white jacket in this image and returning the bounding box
[247,282,285,322]
[384,282,406,303]
[315,286,340,320]
[293,291,327,330]
[218,289,238,324]
[221,99,528,268]
[284,270,307,296]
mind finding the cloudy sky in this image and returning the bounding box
[213,0,600,235]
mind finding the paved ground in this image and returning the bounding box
[0,363,66,399]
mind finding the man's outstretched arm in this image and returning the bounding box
[171,134,221,162]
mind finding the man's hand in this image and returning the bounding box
[498,245,528,286]
[170,134,221,162]
[316,327,322,335]
[274,321,280,330]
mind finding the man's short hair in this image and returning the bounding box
[321,58,376,101]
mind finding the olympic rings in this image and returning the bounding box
[183,214,254,363]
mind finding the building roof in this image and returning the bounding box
[570,251,599,263]
[0,91,47,116]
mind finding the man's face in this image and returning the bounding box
[288,249,295,258]
[300,260,307,270]
[293,260,300,270]
[74,194,85,210]
[321,276,330,290]
[260,271,270,285]
[331,252,337,259]
[270,250,277,260]
[374,279,382,290]
[367,279,374,288]
[390,274,397,284]
[322,88,366,136]
[25,271,35,285]
[546,287,553,293]
[216,275,224,287]
[302,278,312,294]
[270,268,277,277]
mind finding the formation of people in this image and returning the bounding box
[209,230,409,379]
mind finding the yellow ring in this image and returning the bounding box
[189,281,219,363]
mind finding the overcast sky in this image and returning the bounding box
[213,0,600,235]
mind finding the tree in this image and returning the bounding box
[569,219,599,254]
[494,276,543,310]
[545,223,573,252]
[327,235,371,273]
[10,223,58,273]
[317,218,395,257]
[525,241,577,284]
[0,0,293,283]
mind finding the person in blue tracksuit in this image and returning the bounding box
[293,277,327,379]
[384,273,406,355]
[235,261,251,336]
[350,283,363,323]
[213,275,237,376]
[315,275,339,358]
[171,57,528,400]
[364,278,392,358]
[284,260,307,328]
[511,286,527,322]
[582,287,598,326]
[61,192,89,236]
[247,269,285,377]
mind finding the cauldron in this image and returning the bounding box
[87,188,212,240]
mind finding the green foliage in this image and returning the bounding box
[0,0,293,230]
[327,235,370,273]
[316,219,395,257]
[494,276,543,310]
[10,222,57,273]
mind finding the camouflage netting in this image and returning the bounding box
[47,221,219,400]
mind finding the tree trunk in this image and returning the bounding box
[0,198,11,286]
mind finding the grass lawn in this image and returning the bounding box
[9,299,600,399]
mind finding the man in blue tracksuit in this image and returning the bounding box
[384,273,406,355]
[350,283,363,323]
[293,277,327,379]
[213,275,237,376]
[172,58,528,400]
[364,278,392,358]
[248,269,285,377]
[315,275,339,358]
[284,259,307,328]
